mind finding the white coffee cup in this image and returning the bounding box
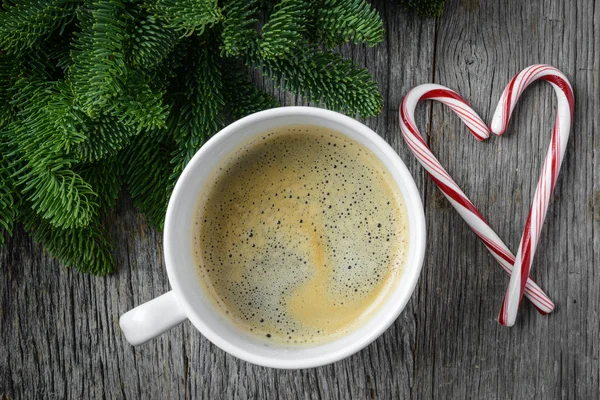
[119,106,426,368]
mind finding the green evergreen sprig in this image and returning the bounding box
[220,0,258,57]
[70,0,129,116]
[250,42,382,118]
[315,0,384,48]
[22,207,115,275]
[0,0,443,274]
[7,79,98,230]
[169,35,224,185]
[260,0,309,59]
[151,0,222,36]
[221,60,279,120]
[0,148,18,246]
[0,0,77,57]
[125,5,179,69]
[122,131,173,230]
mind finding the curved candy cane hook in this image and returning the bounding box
[399,83,555,315]
[492,65,574,326]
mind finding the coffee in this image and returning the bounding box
[193,125,409,344]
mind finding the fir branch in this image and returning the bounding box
[220,0,258,57]
[18,46,57,81]
[0,0,77,56]
[73,73,168,163]
[169,36,224,185]
[151,0,222,36]
[45,21,78,73]
[125,5,180,69]
[77,156,122,215]
[0,143,18,246]
[21,206,115,275]
[104,73,169,131]
[0,176,16,246]
[70,0,128,117]
[7,79,98,229]
[74,112,135,162]
[221,59,278,120]
[12,78,85,156]
[259,0,309,59]
[122,131,172,229]
[144,37,190,92]
[250,42,382,118]
[7,125,97,229]
[0,54,21,129]
[315,0,384,48]
[0,0,391,274]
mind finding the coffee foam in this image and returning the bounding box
[193,126,409,344]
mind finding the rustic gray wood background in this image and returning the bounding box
[1,0,599,398]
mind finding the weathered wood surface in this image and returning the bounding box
[1,0,599,398]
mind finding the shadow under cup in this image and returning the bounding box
[164,107,426,369]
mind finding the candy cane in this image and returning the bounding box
[493,65,574,326]
[399,83,555,315]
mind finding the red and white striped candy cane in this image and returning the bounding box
[399,83,555,315]
[493,65,574,326]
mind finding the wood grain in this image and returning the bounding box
[417,1,599,398]
[1,0,598,398]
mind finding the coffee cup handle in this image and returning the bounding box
[119,291,188,346]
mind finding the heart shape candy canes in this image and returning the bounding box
[492,65,574,326]
[399,83,555,318]
[400,64,574,326]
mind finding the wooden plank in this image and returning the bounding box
[0,198,189,399]
[416,0,599,398]
[3,0,598,398]
[0,1,435,399]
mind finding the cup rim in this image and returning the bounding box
[164,106,426,368]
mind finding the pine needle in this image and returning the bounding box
[151,0,222,36]
[70,0,128,116]
[0,0,77,57]
[169,35,224,186]
[122,131,173,230]
[0,0,400,274]
[21,206,115,275]
[221,0,259,57]
[260,0,309,59]
[314,0,384,48]
[221,59,279,120]
[250,42,382,118]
